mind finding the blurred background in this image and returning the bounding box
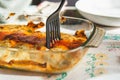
[0,0,79,23]
[31,0,79,17]
[32,0,78,6]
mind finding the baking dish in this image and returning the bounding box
[0,15,105,73]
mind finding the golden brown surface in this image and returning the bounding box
[0,23,87,50]
[0,23,87,73]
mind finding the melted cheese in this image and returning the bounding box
[0,24,87,73]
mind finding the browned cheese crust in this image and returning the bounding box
[0,23,87,73]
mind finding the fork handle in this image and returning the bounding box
[56,0,66,12]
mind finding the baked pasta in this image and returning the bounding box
[0,22,87,73]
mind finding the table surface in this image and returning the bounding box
[0,4,120,80]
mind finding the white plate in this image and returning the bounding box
[75,0,120,26]
[87,73,120,80]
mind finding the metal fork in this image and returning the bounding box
[46,0,65,48]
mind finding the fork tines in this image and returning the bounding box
[46,14,61,49]
[46,0,65,49]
